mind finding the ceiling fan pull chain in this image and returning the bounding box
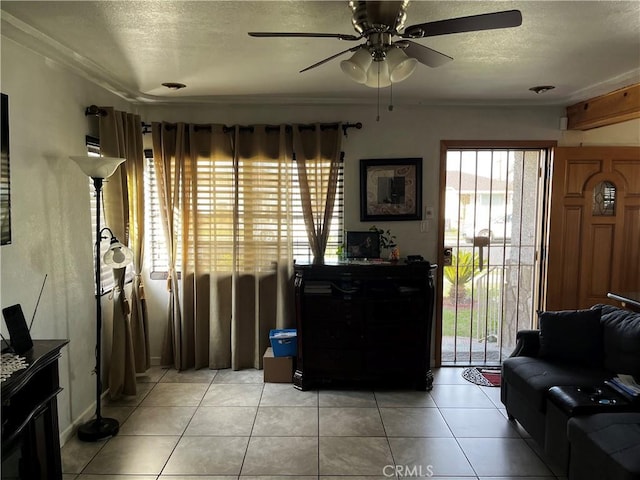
[389,82,394,112]
[376,62,381,122]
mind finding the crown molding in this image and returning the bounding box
[1,12,140,102]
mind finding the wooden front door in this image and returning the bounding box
[546,146,640,310]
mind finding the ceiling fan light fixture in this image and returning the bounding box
[386,47,418,83]
[340,48,373,84]
[364,60,391,88]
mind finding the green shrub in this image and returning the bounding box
[444,250,480,302]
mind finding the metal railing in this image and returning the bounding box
[473,266,505,344]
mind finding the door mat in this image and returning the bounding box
[462,367,501,387]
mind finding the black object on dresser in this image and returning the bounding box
[293,261,436,391]
[2,339,69,480]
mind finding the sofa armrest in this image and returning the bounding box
[509,329,540,357]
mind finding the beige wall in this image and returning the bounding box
[0,37,134,441]
[3,30,637,442]
[560,118,640,146]
[139,104,567,362]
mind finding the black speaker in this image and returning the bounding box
[2,304,33,354]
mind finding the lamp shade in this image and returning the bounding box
[387,48,418,83]
[70,156,125,179]
[340,48,373,84]
[364,60,391,88]
[103,238,134,268]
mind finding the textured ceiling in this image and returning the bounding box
[2,1,639,106]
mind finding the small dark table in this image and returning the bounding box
[545,385,634,471]
[2,339,68,480]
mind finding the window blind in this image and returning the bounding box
[146,151,344,275]
[87,136,132,294]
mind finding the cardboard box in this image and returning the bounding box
[263,347,293,383]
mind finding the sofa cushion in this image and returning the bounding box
[567,412,640,480]
[538,308,603,367]
[596,304,640,376]
[502,356,610,412]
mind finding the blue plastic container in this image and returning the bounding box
[269,329,297,357]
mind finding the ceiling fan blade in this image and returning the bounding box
[300,46,363,73]
[404,10,522,38]
[248,32,361,41]
[404,41,453,68]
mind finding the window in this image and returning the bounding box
[144,149,181,277]
[86,136,132,294]
[292,158,344,264]
[145,150,344,276]
[593,181,616,216]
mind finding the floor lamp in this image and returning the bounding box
[70,155,133,442]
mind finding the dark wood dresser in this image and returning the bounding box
[2,339,68,480]
[293,261,436,391]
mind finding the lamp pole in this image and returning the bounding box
[69,155,127,441]
[77,177,119,441]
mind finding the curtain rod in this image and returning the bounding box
[143,148,347,162]
[84,105,361,137]
[141,122,362,137]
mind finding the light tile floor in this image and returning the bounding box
[61,367,568,480]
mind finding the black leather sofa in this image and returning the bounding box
[567,412,640,480]
[501,304,640,479]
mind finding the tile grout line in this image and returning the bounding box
[375,390,400,480]
[155,379,205,477]
[155,368,216,478]
[75,370,160,476]
[236,381,265,477]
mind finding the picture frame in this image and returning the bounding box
[360,158,422,221]
[345,231,381,259]
[1,93,11,246]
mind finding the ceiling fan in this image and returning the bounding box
[249,1,522,88]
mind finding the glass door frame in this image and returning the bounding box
[434,140,557,367]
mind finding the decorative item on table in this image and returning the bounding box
[345,230,381,260]
[0,353,28,382]
[369,225,398,261]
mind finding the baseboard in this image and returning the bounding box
[59,389,111,446]
[61,357,164,445]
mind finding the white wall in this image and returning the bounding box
[0,37,133,440]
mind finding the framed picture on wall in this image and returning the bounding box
[1,93,11,246]
[360,158,422,221]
